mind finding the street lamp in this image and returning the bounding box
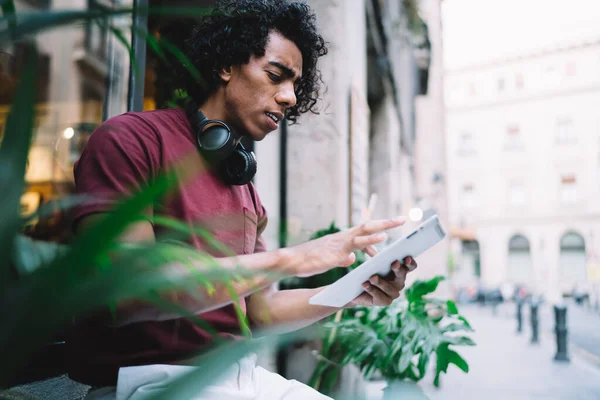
[63,127,74,140]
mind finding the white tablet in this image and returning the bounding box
[308,215,446,308]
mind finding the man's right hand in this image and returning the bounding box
[284,217,406,277]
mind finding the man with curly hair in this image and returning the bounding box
[70,0,416,398]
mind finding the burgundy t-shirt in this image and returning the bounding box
[67,108,268,387]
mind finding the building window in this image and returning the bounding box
[559,231,587,289]
[560,175,577,204]
[508,181,526,206]
[497,77,505,92]
[462,184,477,209]
[555,118,575,144]
[508,234,532,284]
[457,132,475,155]
[504,124,523,151]
[469,82,477,97]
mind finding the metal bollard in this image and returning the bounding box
[530,302,539,344]
[553,304,570,362]
[516,300,523,334]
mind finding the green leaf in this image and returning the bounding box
[56,170,178,279]
[458,315,472,329]
[157,35,208,91]
[0,0,16,39]
[446,349,469,373]
[146,292,222,341]
[433,342,450,387]
[0,165,181,384]
[443,335,476,347]
[0,0,15,15]
[397,340,415,373]
[406,275,445,302]
[0,9,133,42]
[310,221,341,239]
[153,216,237,258]
[224,281,251,338]
[406,363,420,381]
[417,352,430,379]
[0,5,216,42]
[0,43,37,283]
[441,322,473,333]
[0,243,259,386]
[446,300,458,315]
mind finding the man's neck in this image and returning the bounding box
[198,95,245,140]
[198,95,227,123]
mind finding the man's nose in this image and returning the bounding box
[275,82,297,108]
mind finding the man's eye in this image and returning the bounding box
[268,72,282,82]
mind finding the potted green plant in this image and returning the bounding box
[311,275,474,399]
[280,222,475,398]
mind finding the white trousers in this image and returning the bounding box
[84,354,332,400]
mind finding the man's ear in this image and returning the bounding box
[219,65,233,83]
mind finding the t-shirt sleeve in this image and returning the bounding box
[71,113,161,230]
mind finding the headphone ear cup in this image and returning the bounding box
[186,104,257,185]
[220,147,257,186]
[196,122,236,163]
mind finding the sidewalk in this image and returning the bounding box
[416,303,600,400]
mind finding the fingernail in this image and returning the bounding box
[370,277,377,284]
[363,283,371,289]
[405,256,412,264]
[393,216,406,223]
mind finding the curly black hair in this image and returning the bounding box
[157,0,328,123]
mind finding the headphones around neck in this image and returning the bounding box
[184,99,257,186]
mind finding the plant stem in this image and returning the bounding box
[325,309,344,349]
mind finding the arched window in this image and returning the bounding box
[508,234,532,284]
[461,240,481,278]
[559,231,586,286]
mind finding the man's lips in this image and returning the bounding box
[265,111,284,131]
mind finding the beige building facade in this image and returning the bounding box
[445,39,600,303]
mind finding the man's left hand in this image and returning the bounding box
[348,248,417,307]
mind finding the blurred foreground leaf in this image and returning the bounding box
[0,43,36,283]
[0,0,16,39]
[0,6,213,43]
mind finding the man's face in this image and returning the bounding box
[220,30,303,141]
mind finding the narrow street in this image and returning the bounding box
[423,303,600,400]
